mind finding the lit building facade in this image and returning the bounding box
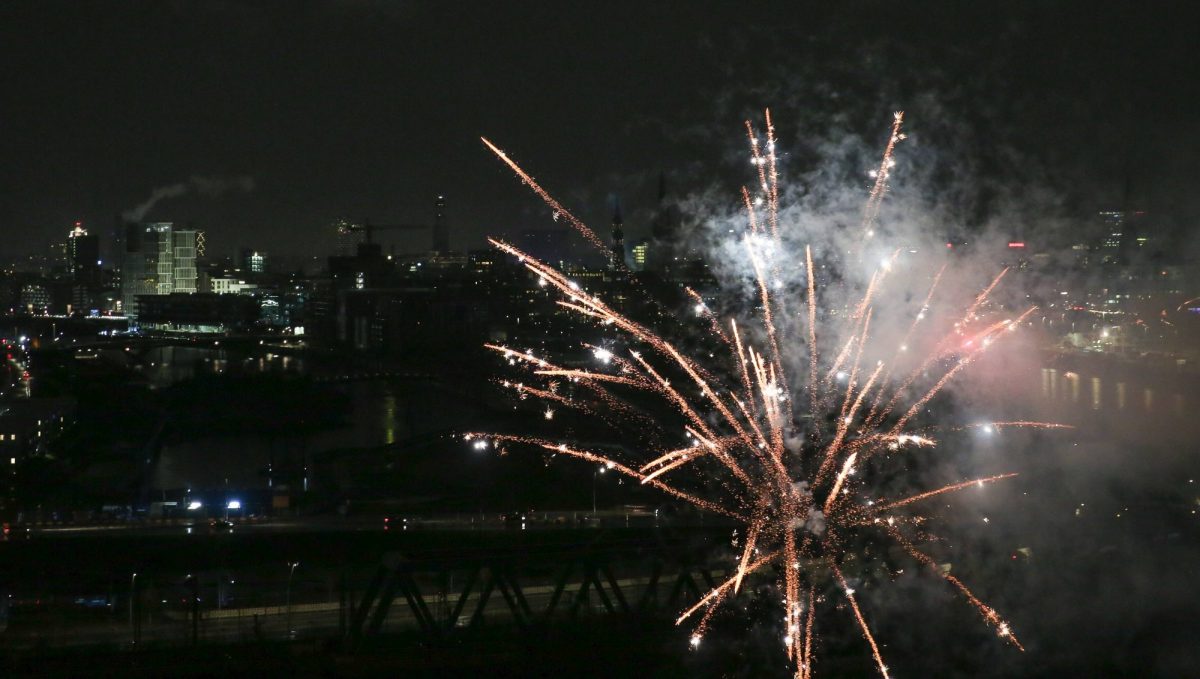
[631,238,649,271]
[67,222,99,281]
[121,222,198,319]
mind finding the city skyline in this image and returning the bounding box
[0,4,1198,676]
[2,2,1199,258]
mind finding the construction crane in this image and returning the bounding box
[341,196,449,253]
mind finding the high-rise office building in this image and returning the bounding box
[121,222,197,318]
[172,229,198,292]
[240,248,266,273]
[432,195,449,254]
[67,222,99,282]
[631,238,649,271]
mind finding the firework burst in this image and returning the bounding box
[470,111,1068,677]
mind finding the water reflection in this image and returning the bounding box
[383,394,397,445]
[143,345,473,491]
[139,345,305,388]
[1039,366,1189,419]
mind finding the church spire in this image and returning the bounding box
[610,197,625,271]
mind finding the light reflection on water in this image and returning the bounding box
[383,393,397,445]
[140,345,305,388]
[144,343,482,492]
[1040,367,1189,418]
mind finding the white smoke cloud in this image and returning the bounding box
[123,175,256,222]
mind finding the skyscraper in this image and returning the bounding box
[67,222,99,283]
[121,222,197,318]
[432,195,449,254]
[172,229,198,293]
[240,248,266,273]
[609,198,625,270]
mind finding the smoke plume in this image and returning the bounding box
[123,175,255,221]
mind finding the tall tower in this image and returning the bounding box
[67,222,99,281]
[609,198,625,270]
[432,195,449,255]
[120,222,196,318]
[170,227,197,293]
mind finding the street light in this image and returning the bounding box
[286,562,300,637]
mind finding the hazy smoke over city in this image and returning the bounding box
[123,175,256,222]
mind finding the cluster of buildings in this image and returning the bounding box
[2,188,1195,360]
[0,180,720,355]
[311,182,736,357]
[0,396,76,515]
[0,190,1197,518]
[0,334,74,514]
[969,208,1199,357]
[0,219,304,334]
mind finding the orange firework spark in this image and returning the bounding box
[480,137,608,252]
[475,111,1066,677]
[860,111,906,241]
[872,473,1019,512]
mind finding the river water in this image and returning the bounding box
[145,344,1200,492]
[144,346,462,492]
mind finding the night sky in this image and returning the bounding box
[2,1,1197,258]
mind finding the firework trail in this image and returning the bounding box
[472,111,1067,677]
[481,137,608,251]
[860,111,906,241]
